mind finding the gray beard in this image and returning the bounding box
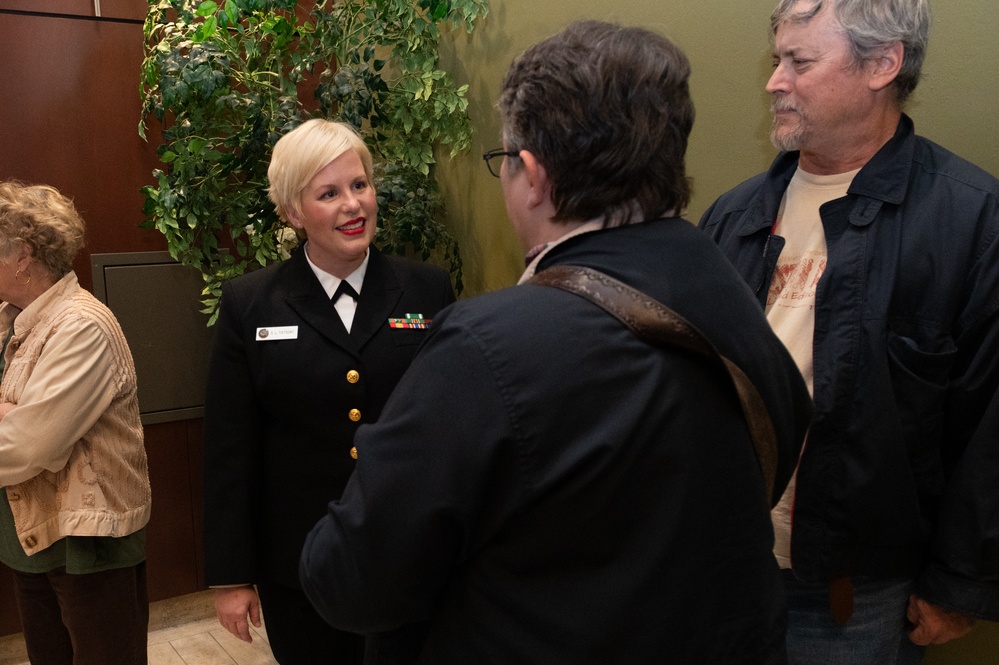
[769,100,805,152]
[770,118,805,152]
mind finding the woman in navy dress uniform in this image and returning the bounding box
[202,120,456,664]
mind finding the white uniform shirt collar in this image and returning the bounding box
[303,242,369,333]
[303,241,369,299]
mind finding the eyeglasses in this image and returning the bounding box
[482,148,520,177]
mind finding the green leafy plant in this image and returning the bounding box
[140,0,485,323]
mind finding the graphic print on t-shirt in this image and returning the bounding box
[768,250,826,311]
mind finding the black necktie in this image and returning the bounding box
[333,280,359,303]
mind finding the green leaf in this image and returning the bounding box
[196,1,218,18]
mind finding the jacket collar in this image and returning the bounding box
[737,114,916,237]
[846,113,914,206]
[4,272,80,338]
[735,152,798,238]
[283,246,403,354]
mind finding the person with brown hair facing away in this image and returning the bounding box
[300,21,811,665]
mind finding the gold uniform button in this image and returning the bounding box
[349,408,362,422]
[350,446,358,459]
[346,370,360,384]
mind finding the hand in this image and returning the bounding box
[906,594,975,646]
[213,586,262,643]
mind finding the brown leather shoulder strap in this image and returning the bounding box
[529,264,778,502]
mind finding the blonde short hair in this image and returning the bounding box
[0,181,85,279]
[267,120,375,223]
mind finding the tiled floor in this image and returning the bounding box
[0,590,278,665]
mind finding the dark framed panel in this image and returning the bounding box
[91,251,215,425]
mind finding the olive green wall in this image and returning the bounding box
[434,1,999,662]
[437,0,999,297]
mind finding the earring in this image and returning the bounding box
[14,269,30,285]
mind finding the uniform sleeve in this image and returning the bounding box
[299,314,520,633]
[202,282,265,585]
[0,319,120,486]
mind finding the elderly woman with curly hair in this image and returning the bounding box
[0,181,151,665]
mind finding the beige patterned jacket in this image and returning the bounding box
[0,272,150,555]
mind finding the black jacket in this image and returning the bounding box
[203,246,455,589]
[300,218,811,664]
[700,115,999,620]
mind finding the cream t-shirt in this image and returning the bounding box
[768,166,858,568]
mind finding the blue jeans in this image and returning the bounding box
[782,570,926,665]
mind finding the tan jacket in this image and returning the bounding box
[0,272,150,555]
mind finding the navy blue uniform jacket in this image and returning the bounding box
[203,246,455,589]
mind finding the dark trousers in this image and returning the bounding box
[11,561,149,665]
[257,582,364,665]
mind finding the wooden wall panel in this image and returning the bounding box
[0,10,166,291]
[187,418,206,590]
[0,0,148,21]
[144,420,204,602]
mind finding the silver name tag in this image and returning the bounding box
[256,326,299,341]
